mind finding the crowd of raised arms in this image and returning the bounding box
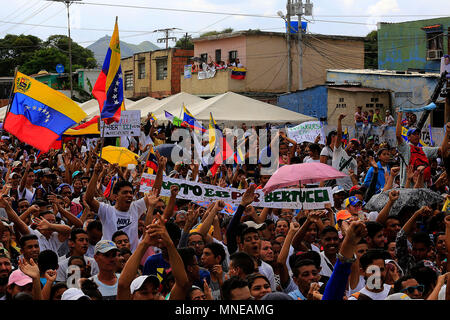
[1,109,450,301]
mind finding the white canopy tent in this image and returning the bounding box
[151,92,204,121]
[84,98,134,118]
[126,97,158,112]
[188,92,317,125]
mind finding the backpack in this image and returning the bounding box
[409,144,431,182]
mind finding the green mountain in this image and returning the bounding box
[87,36,160,67]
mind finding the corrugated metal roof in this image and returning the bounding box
[327,86,391,93]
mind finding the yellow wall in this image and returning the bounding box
[151,50,172,93]
[121,56,134,99]
[327,89,391,126]
[134,52,151,97]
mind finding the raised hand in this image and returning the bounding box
[240,184,257,207]
[388,190,400,202]
[213,200,225,212]
[338,114,346,121]
[19,258,40,280]
[145,188,160,207]
[34,217,52,232]
[44,269,57,283]
[390,166,400,177]
[369,156,378,168]
[93,161,103,175]
[288,221,300,234]
[170,185,179,197]
[345,221,368,246]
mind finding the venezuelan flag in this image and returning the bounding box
[92,18,125,124]
[208,112,220,153]
[146,145,158,174]
[63,115,100,137]
[230,67,246,80]
[183,105,206,133]
[208,112,237,175]
[341,127,348,148]
[4,72,87,152]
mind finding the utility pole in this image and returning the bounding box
[277,2,292,93]
[156,28,179,49]
[291,0,313,91]
[47,0,81,99]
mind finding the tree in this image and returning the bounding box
[175,34,194,50]
[0,34,97,76]
[365,30,378,69]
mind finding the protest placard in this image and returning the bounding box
[140,174,333,210]
[100,110,141,137]
[287,121,326,144]
[184,65,192,79]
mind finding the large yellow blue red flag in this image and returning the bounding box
[4,71,87,152]
[92,17,125,124]
[401,126,428,147]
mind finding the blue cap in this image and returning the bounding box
[344,196,365,207]
[407,127,419,136]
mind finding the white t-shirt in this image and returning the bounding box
[348,284,392,300]
[320,146,333,166]
[17,186,35,203]
[90,274,120,300]
[347,275,366,297]
[97,198,147,252]
[28,227,65,254]
[56,255,99,282]
[319,251,335,278]
[259,260,277,292]
[331,145,357,190]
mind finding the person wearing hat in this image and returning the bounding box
[395,110,450,187]
[332,114,359,190]
[61,287,90,300]
[91,240,121,300]
[118,221,189,300]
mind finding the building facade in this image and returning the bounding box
[121,48,193,100]
[181,30,365,98]
[326,69,444,127]
[378,17,450,72]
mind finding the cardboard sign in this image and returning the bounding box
[100,110,141,137]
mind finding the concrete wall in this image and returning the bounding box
[327,89,391,126]
[121,56,134,99]
[134,52,151,98]
[300,36,365,89]
[194,36,247,65]
[151,50,172,98]
[378,17,450,72]
[277,85,327,120]
[326,70,438,125]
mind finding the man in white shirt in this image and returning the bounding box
[332,114,359,190]
[86,161,155,252]
[349,249,391,300]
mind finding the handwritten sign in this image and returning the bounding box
[100,110,141,137]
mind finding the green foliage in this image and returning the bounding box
[0,33,96,76]
[364,30,378,69]
[175,34,194,50]
[200,28,234,38]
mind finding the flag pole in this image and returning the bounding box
[1,67,18,139]
[99,119,106,159]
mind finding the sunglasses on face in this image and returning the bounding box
[402,285,424,294]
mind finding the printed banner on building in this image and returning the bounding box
[100,110,141,137]
[140,174,333,210]
[184,65,192,79]
[287,121,326,145]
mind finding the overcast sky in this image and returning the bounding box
[0,0,449,48]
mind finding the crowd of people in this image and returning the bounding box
[0,108,450,301]
[191,58,244,73]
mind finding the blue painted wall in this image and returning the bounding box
[277,85,328,120]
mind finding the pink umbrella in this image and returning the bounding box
[262,163,348,194]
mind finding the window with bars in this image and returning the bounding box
[138,62,145,79]
[124,72,133,90]
[156,58,168,80]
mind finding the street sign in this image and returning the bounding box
[56,64,65,74]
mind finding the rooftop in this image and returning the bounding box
[193,30,365,42]
[327,69,440,78]
[327,85,391,93]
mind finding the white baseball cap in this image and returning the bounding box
[130,275,160,294]
[61,288,90,300]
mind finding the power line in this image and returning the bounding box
[2,2,54,34]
